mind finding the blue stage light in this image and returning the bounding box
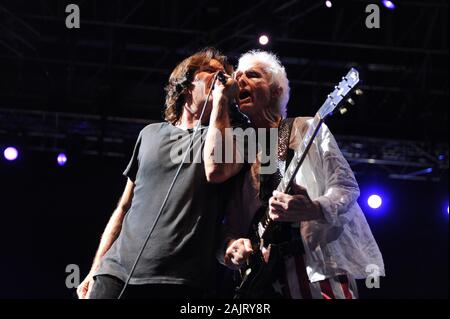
[368,194,383,209]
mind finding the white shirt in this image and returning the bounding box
[222,117,385,282]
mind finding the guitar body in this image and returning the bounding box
[234,207,293,299]
[233,247,278,299]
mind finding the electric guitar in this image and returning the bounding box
[234,68,362,299]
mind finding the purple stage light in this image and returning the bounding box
[57,153,68,166]
[4,147,19,161]
[325,1,332,8]
[382,0,396,10]
[368,195,382,209]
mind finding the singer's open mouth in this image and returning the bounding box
[239,90,252,103]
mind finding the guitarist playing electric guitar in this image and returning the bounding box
[220,50,385,299]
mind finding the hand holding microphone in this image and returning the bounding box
[214,71,250,126]
[213,71,239,102]
[216,71,230,85]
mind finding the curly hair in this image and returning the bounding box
[164,48,233,124]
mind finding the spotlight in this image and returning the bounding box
[3,146,19,161]
[382,0,396,10]
[258,34,269,46]
[57,153,68,166]
[368,195,382,209]
[325,1,332,8]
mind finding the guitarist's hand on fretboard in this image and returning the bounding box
[268,183,324,222]
[224,238,254,270]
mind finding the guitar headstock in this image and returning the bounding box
[318,68,362,119]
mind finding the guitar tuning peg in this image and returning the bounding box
[347,97,355,106]
[355,88,363,96]
[339,107,348,115]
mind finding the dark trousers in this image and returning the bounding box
[89,275,203,299]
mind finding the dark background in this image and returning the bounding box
[0,0,448,298]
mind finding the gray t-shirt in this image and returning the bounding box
[95,122,231,289]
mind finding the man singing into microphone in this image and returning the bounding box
[77,48,245,299]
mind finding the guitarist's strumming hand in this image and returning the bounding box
[269,183,324,222]
[224,238,253,270]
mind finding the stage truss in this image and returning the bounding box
[1,108,447,182]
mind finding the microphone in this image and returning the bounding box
[216,71,251,126]
[217,71,228,85]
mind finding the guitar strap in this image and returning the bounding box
[259,118,295,202]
